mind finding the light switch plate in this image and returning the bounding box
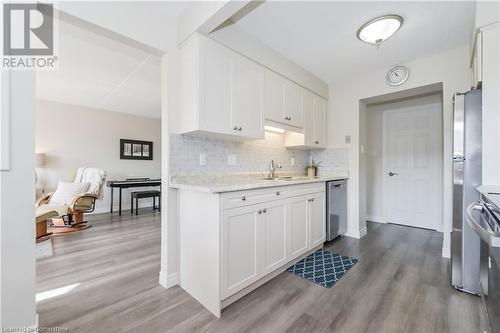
[199,153,207,167]
[345,135,352,144]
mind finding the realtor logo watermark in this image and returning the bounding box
[2,2,58,69]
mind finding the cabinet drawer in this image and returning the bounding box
[287,183,325,198]
[221,188,286,210]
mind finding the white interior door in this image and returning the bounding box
[383,104,442,230]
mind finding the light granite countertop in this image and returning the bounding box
[169,172,348,193]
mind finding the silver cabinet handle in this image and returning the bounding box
[263,208,267,213]
[276,191,280,196]
[238,127,242,131]
[258,210,262,214]
[389,172,399,177]
[241,196,246,201]
[233,126,237,130]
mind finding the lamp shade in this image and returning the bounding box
[36,153,46,167]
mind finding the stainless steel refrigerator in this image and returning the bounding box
[451,89,482,294]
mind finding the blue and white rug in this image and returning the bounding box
[287,249,358,288]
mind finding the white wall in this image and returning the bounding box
[36,100,161,213]
[365,93,443,223]
[0,71,37,328]
[328,45,471,257]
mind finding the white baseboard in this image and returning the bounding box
[345,226,368,239]
[29,314,39,330]
[366,215,386,224]
[359,226,368,238]
[442,246,451,259]
[159,270,179,289]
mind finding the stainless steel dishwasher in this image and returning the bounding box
[326,179,347,241]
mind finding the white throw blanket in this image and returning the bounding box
[75,167,107,199]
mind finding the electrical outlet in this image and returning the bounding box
[345,135,352,144]
[227,154,237,166]
[290,157,296,166]
[199,153,207,167]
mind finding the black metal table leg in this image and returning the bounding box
[119,188,122,216]
[131,195,133,215]
[136,197,139,216]
[110,188,114,213]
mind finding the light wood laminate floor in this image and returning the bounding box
[37,212,481,333]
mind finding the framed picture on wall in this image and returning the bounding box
[120,139,153,160]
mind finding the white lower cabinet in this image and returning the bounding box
[287,195,309,258]
[179,183,327,317]
[221,205,260,299]
[308,191,326,249]
[261,200,288,275]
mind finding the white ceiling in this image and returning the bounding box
[36,20,162,118]
[234,1,476,84]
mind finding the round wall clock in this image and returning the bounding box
[386,66,409,86]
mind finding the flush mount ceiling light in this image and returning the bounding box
[357,15,403,46]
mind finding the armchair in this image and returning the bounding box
[35,167,106,229]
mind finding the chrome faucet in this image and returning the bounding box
[269,160,281,178]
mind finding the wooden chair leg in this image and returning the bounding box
[73,211,84,225]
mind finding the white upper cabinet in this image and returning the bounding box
[179,33,327,143]
[284,89,327,149]
[231,53,264,139]
[264,69,303,128]
[264,70,285,123]
[312,96,327,147]
[284,80,303,127]
[179,34,264,140]
[200,37,233,135]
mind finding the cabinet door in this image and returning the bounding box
[308,192,326,249]
[287,195,309,259]
[302,89,315,146]
[284,81,303,128]
[200,38,233,134]
[313,97,327,147]
[264,70,285,123]
[232,54,264,139]
[221,205,260,298]
[261,200,287,274]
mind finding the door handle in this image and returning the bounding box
[388,172,398,177]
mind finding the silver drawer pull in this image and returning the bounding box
[258,210,262,214]
[276,191,280,196]
[238,127,242,131]
[233,126,237,130]
[241,196,246,201]
[263,208,267,213]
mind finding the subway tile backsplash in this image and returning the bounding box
[169,133,348,178]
